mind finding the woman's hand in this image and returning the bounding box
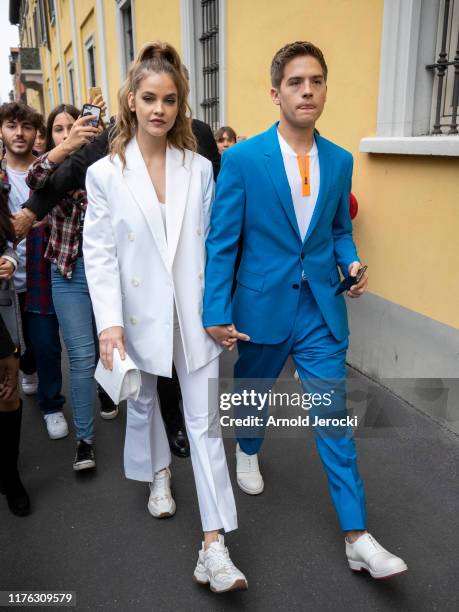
[99,326,126,370]
[0,258,15,280]
[205,324,250,351]
[91,94,107,121]
[60,115,100,156]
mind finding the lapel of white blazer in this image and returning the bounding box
[122,138,171,273]
[165,145,192,268]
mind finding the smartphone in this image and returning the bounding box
[88,86,102,102]
[81,103,101,128]
[355,265,368,284]
[334,265,368,296]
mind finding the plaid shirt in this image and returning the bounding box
[4,167,55,315]
[26,152,87,279]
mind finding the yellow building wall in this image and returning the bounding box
[74,1,98,102]
[58,0,73,104]
[19,2,43,114]
[18,0,458,329]
[102,0,182,116]
[134,0,182,55]
[102,0,119,116]
[58,0,72,51]
[48,13,59,81]
[226,0,459,329]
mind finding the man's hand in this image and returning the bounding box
[13,208,37,241]
[0,258,15,280]
[99,326,126,370]
[205,324,250,351]
[0,353,19,402]
[347,261,368,298]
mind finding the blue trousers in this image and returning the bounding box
[51,258,96,442]
[18,291,65,415]
[235,280,367,531]
[27,312,65,415]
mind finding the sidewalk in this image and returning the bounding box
[1,353,458,611]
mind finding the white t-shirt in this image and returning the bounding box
[158,201,166,239]
[277,130,320,242]
[7,167,30,293]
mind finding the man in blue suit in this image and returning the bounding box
[203,41,407,579]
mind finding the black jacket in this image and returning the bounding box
[24,119,220,221]
[0,315,15,359]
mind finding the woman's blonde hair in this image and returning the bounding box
[110,41,196,168]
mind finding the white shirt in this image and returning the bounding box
[277,130,320,242]
[7,167,30,293]
[158,201,166,239]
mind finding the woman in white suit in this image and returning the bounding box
[83,42,248,593]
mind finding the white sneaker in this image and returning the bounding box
[21,372,38,395]
[147,467,176,518]
[346,533,408,579]
[44,411,69,440]
[236,443,264,495]
[194,535,248,593]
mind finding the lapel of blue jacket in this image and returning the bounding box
[303,133,331,246]
[263,123,301,241]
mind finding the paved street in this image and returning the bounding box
[1,352,458,612]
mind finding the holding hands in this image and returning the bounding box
[206,324,250,351]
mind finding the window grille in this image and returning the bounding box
[121,2,134,69]
[427,0,459,134]
[198,0,219,131]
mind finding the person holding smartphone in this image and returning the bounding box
[203,41,407,580]
[26,102,117,472]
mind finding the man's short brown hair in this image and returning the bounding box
[0,101,43,128]
[271,41,328,89]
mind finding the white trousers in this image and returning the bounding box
[124,320,237,533]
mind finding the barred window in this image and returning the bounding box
[57,76,63,104]
[84,37,97,89]
[67,62,75,105]
[47,0,56,25]
[195,0,220,131]
[427,0,459,134]
[117,0,135,79]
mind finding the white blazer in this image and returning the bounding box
[83,137,222,377]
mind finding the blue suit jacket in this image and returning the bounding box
[203,122,360,343]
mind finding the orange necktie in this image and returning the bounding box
[296,155,311,197]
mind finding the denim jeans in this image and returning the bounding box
[27,312,65,415]
[17,291,36,375]
[51,258,96,441]
[18,292,65,415]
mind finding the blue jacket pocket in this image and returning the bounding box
[236,268,265,292]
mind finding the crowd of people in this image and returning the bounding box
[1,39,408,593]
